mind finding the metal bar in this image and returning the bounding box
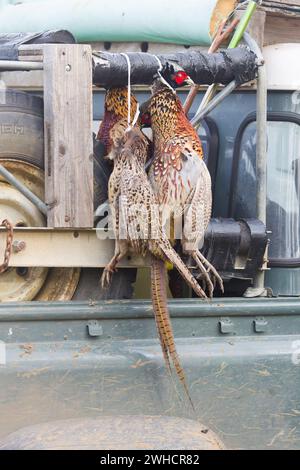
[254,46,268,290]
[190,80,237,128]
[0,60,43,71]
[241,32,268,293]
[0,297,299,322]
[0,228,148,268]
[0,164,48,215]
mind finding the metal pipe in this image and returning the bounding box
[190,80,237,129]
[253,58,268,289]
[0,60,43,71]
[243,32,268,291]
[0,164,48,215]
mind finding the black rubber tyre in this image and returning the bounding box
[0,90,44,168]
[0,89,136,300]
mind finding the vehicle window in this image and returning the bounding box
[232,118,300,262]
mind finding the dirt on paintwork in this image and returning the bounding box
[19,344,34,358]
[73,346,92,359]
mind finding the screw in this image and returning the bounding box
[65,64,72,72]
[12,240,26,253]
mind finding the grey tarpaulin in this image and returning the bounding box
[0,31,76,60]
[93,47,258,88]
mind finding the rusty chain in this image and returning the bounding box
[0,219,14,274]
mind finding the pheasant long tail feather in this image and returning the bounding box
[151,258,172,375]
[160,239,207,299]
[151,257,195,411]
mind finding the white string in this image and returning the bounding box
[120,53,132,129]
[152,54,163,73]
[131,102,140,128]
[120,52,141,131]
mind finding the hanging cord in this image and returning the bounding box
[120,53,140,131]
[0,219,13,274]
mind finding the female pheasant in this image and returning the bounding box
[102,124,207,410]
[145,63,224,297]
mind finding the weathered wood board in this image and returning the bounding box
[43,45,93,228]
[19,44,94,228]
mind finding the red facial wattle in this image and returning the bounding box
[174,71,189,85]
[141,112,152,127]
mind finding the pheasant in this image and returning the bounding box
[101,124,207,410]
[98,87,139,154]
[144,63,224,297]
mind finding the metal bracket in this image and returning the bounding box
[219,318,236,335]
[254,317,268,333]
[87,320,103,337]
[244,287,273,298]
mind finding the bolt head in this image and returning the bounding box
[12,240,26,253]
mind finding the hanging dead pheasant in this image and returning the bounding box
[144,63,224,297]
[102,123,207,410]
[98,87,139,153]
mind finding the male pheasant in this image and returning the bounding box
[145,63,224,297]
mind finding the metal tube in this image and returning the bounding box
[190,80,237,129]
[0,60,43,71]
[243,32,268,292]
[0,164,48,215]
[253,56,268,290]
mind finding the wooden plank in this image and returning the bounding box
[262,0,300,17]
[0,71,44,89]
[18,45,44,62]
[264,15,300,44]
[43,44,94,228]
[263,0,300,7]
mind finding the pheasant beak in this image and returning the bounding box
[185,76,195,87]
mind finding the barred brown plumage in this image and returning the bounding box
[97,87,139,154]
[146,64,224,297]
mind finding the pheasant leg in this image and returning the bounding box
[195,249,224,294]
[101,240,129,289]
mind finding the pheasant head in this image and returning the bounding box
[152,62,194,95]
[143,63,200,145]
[97,87,139,153]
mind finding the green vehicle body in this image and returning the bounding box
[1,48,300,450]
